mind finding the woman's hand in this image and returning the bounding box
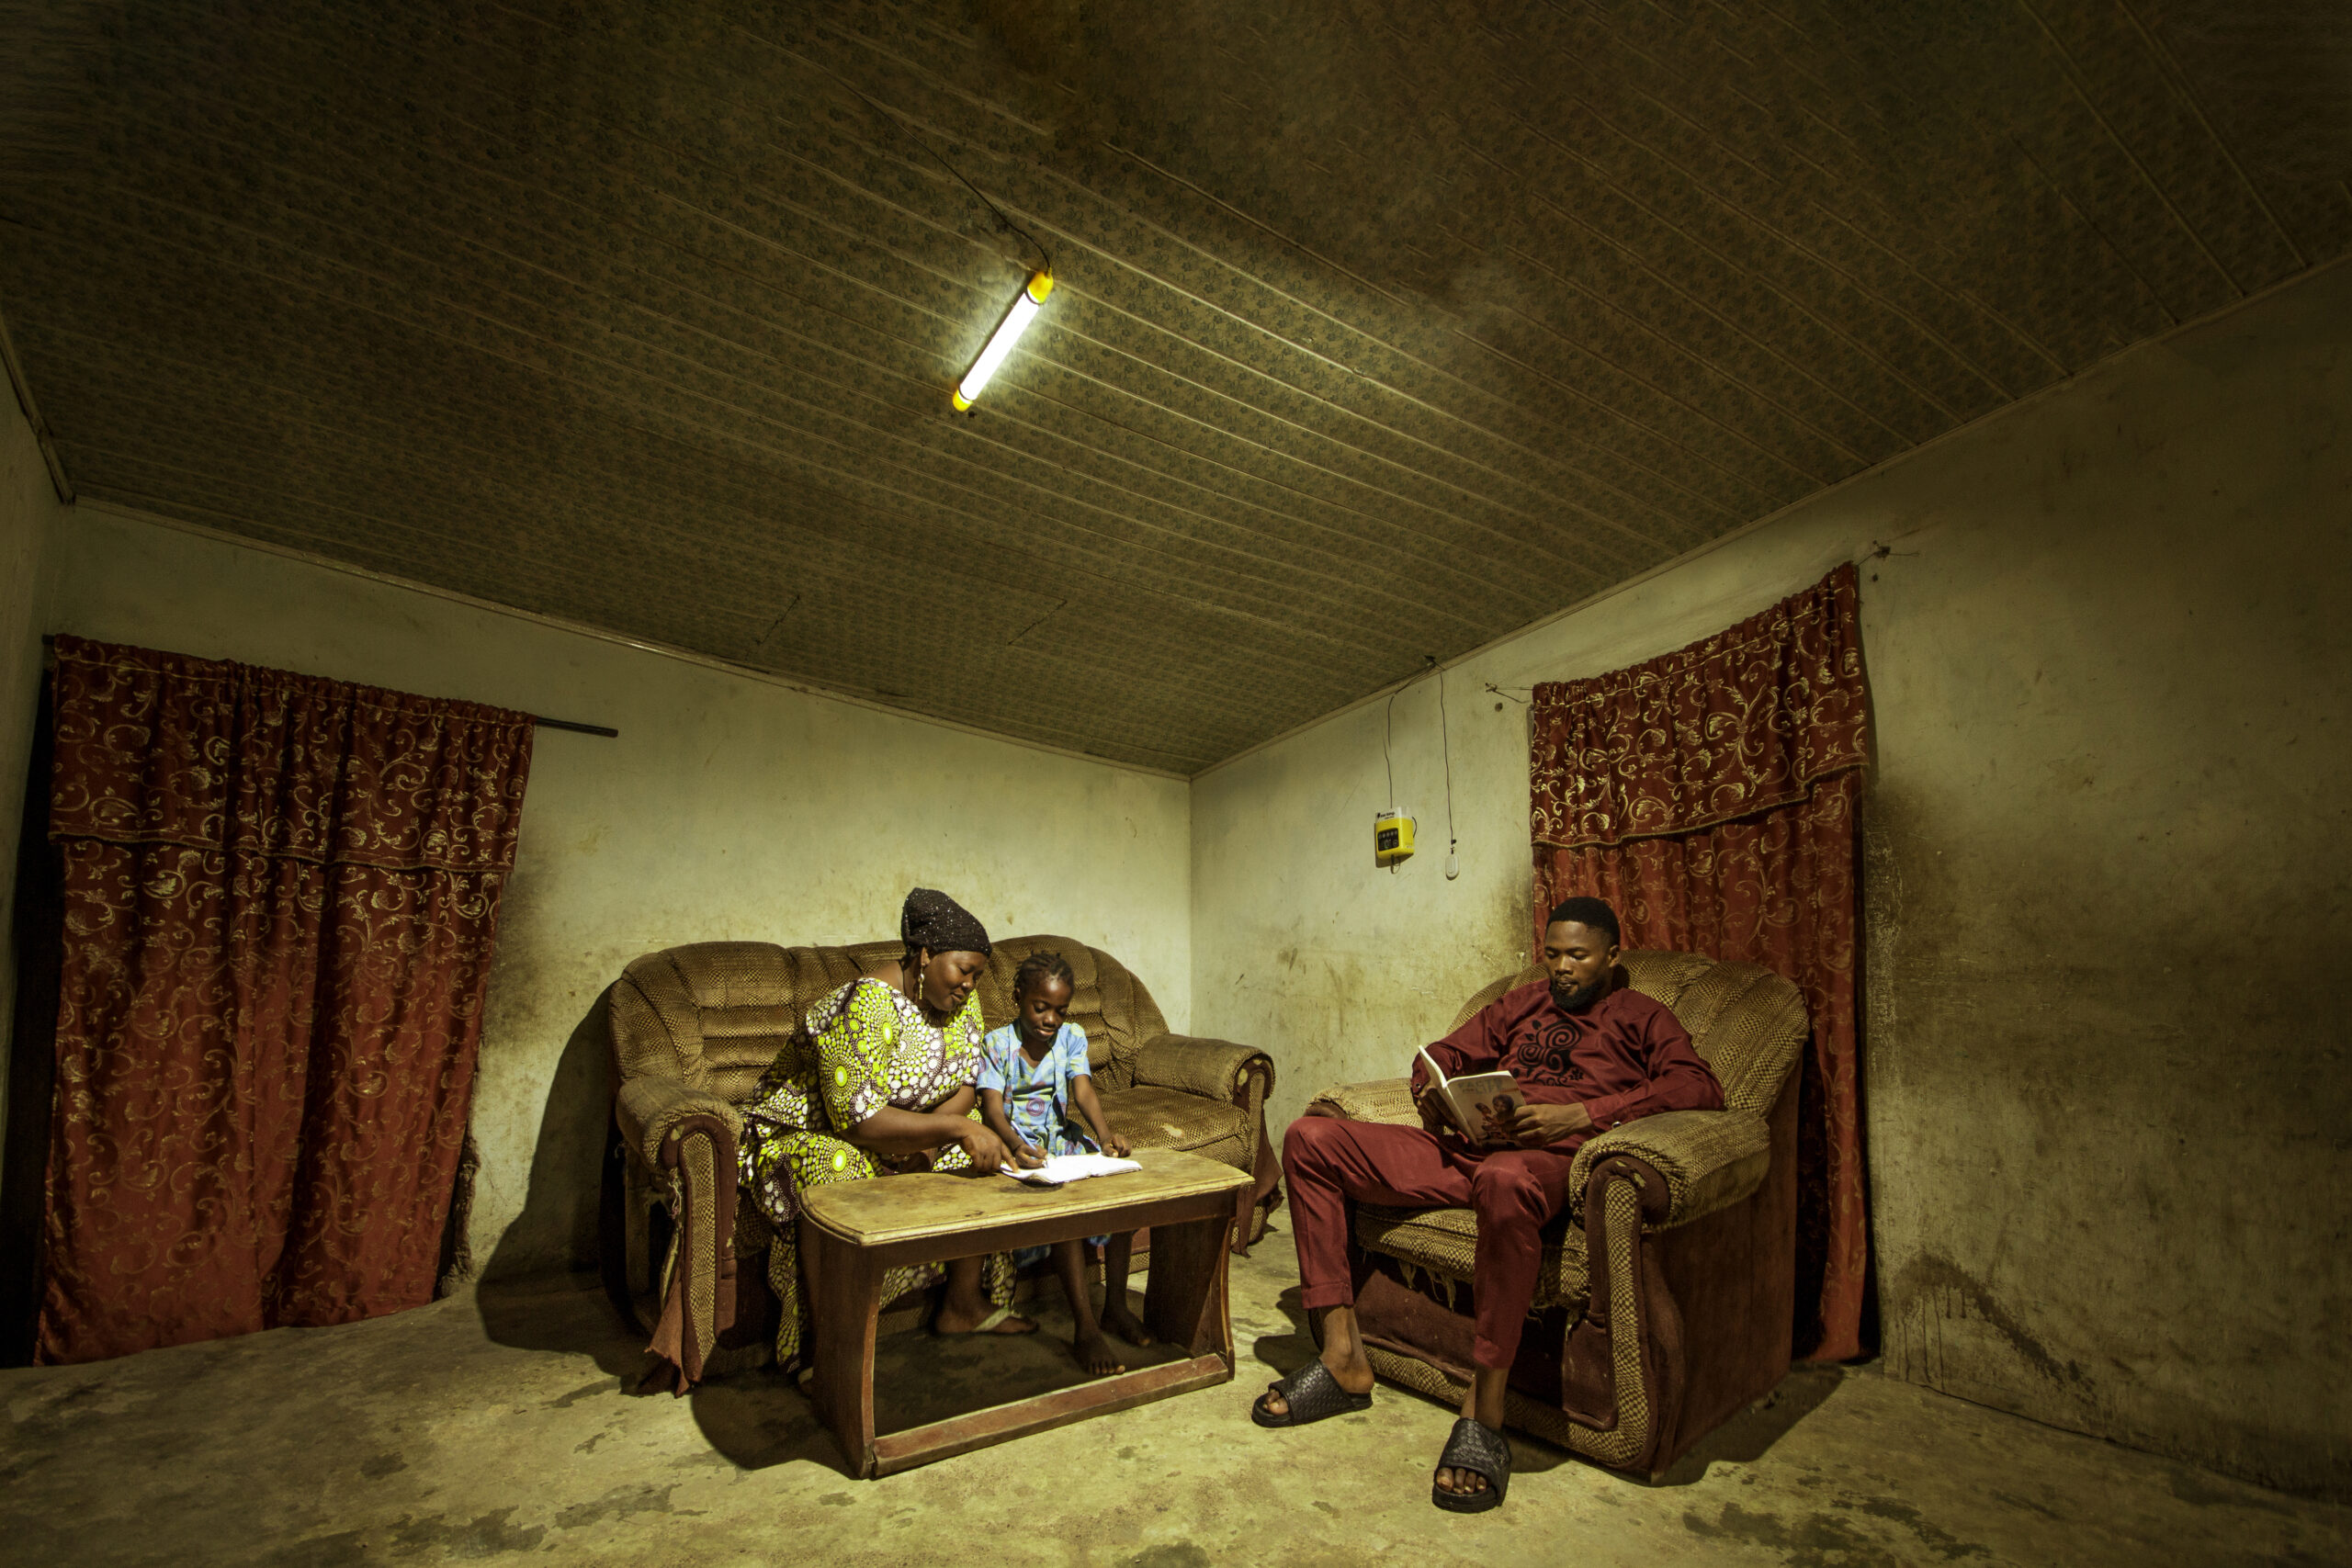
[1100,1131,1132,1158]
[954,1122,1015,1175]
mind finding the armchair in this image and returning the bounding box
[603,935,1279,1384]
[1307,949,1805,1478]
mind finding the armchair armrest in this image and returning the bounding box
[616,1074,743,1175]
[1570,1109,1770,1228]
[1130,1032,1273,1105]
[1304,1077,1419,1126]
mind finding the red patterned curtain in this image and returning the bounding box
[36,637,534,1364]
[1531,563,1869,1360]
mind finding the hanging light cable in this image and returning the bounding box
[953,269,1054,412]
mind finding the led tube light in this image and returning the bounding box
[953,269,1054,411]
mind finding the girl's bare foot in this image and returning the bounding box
[1100,1296,1156,1347]
[1071,1326,1127,1375]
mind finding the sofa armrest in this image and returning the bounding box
[1570,1109,1770,1228]
[1304,1077,1419,1126]
[1130,1032,1273,1106]
[616,1074,743,1177]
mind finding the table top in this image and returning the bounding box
[799,1147,1251,1247]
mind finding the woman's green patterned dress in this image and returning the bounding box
[739,976,1015,1369]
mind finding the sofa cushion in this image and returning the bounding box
[1354,1204,1589,1312]
[1099,1085,1246,1155]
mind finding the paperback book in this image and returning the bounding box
[1415,1047,1522,1145]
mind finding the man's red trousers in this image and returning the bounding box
[1282,1115,1578,1371]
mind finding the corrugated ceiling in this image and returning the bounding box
[2,1,2346,772]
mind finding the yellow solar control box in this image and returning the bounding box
[1374,809,1416,867]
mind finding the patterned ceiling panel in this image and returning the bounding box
[3,0,2346,771]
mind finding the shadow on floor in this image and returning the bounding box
[472,1268,664,1385]
[690,1284,1186,1475]
[1248,1268,1842,1485]
[1651,1362,1845,1485]
[472,989,668,1386]
[1248,1282,1317,1379]
[1247,1281,1574,1479]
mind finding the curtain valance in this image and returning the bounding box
[1530,564,1867,850]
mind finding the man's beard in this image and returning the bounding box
[1550,976,1604,1011]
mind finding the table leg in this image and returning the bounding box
[799,1216,882,1478]
[1141,1209,1235,1361]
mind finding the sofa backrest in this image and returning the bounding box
[610,934,1170,1105]
[1444,951,1807,1119]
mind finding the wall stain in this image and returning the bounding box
[1886,1253,2089,1394]
[357,1451,407,1480]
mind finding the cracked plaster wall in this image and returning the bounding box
[27,507,1193,1282]
[1189,260,2352,1496]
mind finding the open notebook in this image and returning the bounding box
[1001,1153,1143,1187]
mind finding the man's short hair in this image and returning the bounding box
[1546,897,1622,947]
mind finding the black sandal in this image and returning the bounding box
[1250,1359,1373,1428]
[1430,1416,1511,1513]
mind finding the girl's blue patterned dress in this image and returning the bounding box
[978,1021,1107,1252]
[978,1021,1099,1156]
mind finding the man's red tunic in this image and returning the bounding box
[1417,980,1723,1145]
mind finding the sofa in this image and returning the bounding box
[602,935,1278,1384]
[1306,949,1805,1478]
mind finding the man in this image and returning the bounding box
[1252,897,1724,1512]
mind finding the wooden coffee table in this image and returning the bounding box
[796,1147,1253,1478]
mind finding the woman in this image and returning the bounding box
[739,887,1035,1370]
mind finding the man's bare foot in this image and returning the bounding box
[1100,1296,1156,1347]
[933,1303,1037,1337]
[1071,1326,1127,1375]
[1434,1458,1491,1496]
[1256,1352,1374,1418]
[1435,1374,1505,1494]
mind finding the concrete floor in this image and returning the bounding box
[4,1225,2346,1567]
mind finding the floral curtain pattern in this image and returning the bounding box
[1530,564,1870,1360]
[36,637,533,1364]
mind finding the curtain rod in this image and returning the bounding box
[38,637,617,739]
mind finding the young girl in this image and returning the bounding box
[977,950,1154,1375]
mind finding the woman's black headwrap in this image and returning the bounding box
[900,887,991,958]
